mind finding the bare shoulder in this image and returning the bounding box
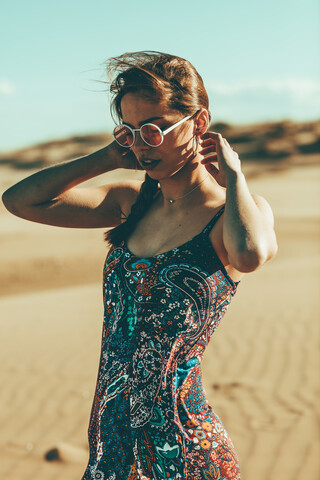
[108,179,143,217]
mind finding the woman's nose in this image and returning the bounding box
[134,132,149,149]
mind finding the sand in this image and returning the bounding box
[0,161,319,479]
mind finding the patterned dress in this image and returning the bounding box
[82,205,241,480]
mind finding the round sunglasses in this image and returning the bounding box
[113,115,193,148]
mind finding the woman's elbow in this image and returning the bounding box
[2,189,18,215]
[2,188,28,218]
[229,240,278,273]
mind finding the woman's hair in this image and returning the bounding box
[104,51,211,247]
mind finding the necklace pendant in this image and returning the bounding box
[163,174,210,205]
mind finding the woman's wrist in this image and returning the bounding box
[225,168,244,188]
[85,143,120,174]
[105,141,138,170]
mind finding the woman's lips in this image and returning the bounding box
[140,157,160,163]
[140,159,161,170]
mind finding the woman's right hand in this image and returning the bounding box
[108,141,143,170]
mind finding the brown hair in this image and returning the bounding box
[104,51,211,247]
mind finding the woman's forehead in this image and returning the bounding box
[120,92,174,123]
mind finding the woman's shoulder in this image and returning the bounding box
[108,179,143,218]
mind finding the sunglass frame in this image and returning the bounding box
[113,114,192,148]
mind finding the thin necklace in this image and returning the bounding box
[162,174,210,204]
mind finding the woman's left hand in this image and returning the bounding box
[199,132,242,187]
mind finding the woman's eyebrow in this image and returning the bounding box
[123,116,164,128]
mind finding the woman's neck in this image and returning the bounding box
[158,163,223,210]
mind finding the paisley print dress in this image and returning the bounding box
[82,205,241,480]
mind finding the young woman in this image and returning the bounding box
[2,51,278,480]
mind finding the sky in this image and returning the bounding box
[1,0,319,152]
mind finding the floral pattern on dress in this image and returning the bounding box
[82,205,241,480]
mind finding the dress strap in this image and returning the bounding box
[202,204,225,236]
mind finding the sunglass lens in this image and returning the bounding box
[140,124,162,146]
[113,125,134,147]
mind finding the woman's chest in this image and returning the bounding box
[103,243,233,308]
[103,245,235,344]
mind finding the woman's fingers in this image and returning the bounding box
[199,131,241,187]
[199,136,217,156]
[200,137,216,147]
[201,132,224,142]
[200,134,227,157]
[201,132,232,149]
[200,132,238,159]
[199,145,217,156]
[200,153,218,163]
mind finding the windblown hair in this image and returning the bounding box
[104,51,211,247]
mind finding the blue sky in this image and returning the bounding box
[1,0,319,152]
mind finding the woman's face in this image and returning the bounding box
[120,92,201,180]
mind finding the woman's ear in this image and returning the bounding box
[194,109,209,136]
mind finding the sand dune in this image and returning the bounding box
[0,127,319,479]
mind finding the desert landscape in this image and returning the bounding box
[0,120,319,480]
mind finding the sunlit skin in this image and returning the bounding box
[120,92,278,278]
[2,92,278,283]
[120,92,216,204]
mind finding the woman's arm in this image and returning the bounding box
[223,171,278,271]
[200,132,278,272]
[2,142,141,228]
